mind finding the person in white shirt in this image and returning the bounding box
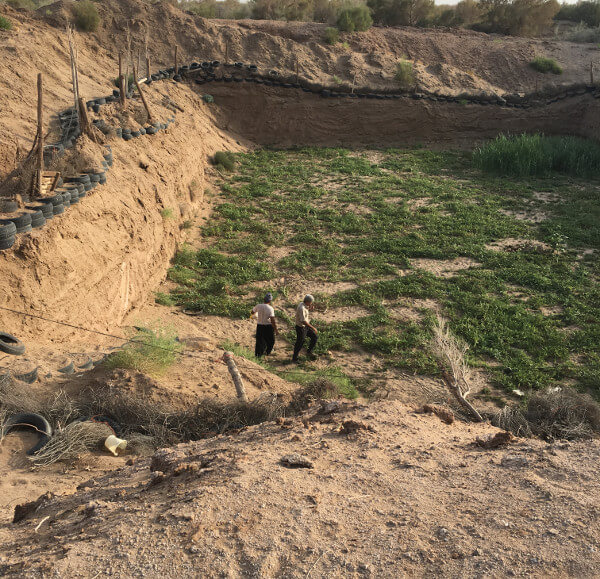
[292,294,317,362]
[251,293,278,357]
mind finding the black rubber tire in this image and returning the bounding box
[2,213,31,229]
[0,236,15,250]
[28,202,53,220]
[0,200,18,213]
[0,332,25,355]
[52,203,65,216]
[2,412,52,456]
[66,174,91,185]
[42,193,63,206]
[0,222,16,240]
[14,366,38,384]
[29,210,46,229]
[58,361,74,374]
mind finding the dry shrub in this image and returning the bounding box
[31,421,113,466]
[0,372,43,414]
[493,387,600,440]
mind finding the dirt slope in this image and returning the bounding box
[1,0,597,174]
[1,400,599,577]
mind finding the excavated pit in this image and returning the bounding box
[203,83,600,148]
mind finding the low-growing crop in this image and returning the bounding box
[166,147,600,394]
[530,56,562,74]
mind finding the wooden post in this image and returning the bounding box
[36,73,44,198]
[295,58,299,84]
[351,73,356,94]
[118,53,126,106]
[225,41,229,64]
[222,351,248,403]
[132,65,153,123]
[146,56,150,81]
[77,96,97,142]
[174,45,178,75]
[137,50,141,79]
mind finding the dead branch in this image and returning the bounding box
[431,315,483,422]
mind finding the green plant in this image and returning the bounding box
[395,59,415,89]
[332,74,342,85]
[473,134,600,177]
[336,5,372,32]
[324,26,339,44]
[0,15,12,30]
[155,291,176,306]
[113,73,135,91]
[530,56,562,74]
[73,0,100,32]
[213,151,236,172]
[104,325,182,376]
[181,219,194,230]
[202,94,214,103]
[161,208,174,220]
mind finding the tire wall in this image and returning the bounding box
[204,84,597,148]
[0,102,228,341]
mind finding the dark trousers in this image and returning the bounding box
[255,324,275,357]
[293,325,317,360]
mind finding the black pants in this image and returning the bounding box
[255,324,275,357]
[293,325,317,360]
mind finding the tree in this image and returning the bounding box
[367,0,434,26]
[336,4,372,31]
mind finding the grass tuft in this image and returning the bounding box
[473,134,600,177]
[530,56,562,74]
[0,15,12,30]
[104,325,182,376]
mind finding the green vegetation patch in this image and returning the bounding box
[0,15,12,30]
[474,134,600,178]
[530,56,562,74]
[168,147,600,394]
[104,325,182,376]
[73,0,100,32]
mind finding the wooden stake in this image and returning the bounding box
[137,50,141,79]
[77,96,96,142]
[132,64,153,123]
[36,73,44,198]
[146,56,150,81]
[295,58,299,84]
[174,45,178,75]
[225,41,229,64]
[351,73,356,94]
[118,52,126,106]
[222,352,248,403]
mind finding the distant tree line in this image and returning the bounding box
[179,0,592,36]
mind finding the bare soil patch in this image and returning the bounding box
[411,257,481,277]
[313,306,370,324]
[486,238,552,252]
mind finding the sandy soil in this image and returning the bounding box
[1,399,599,577]
[0,2,599,575]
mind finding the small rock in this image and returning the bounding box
[500,455,529,468]
[280,454,313,469]
[547,528,560,536]
[339,420,375,435]
[436,527,450,541]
